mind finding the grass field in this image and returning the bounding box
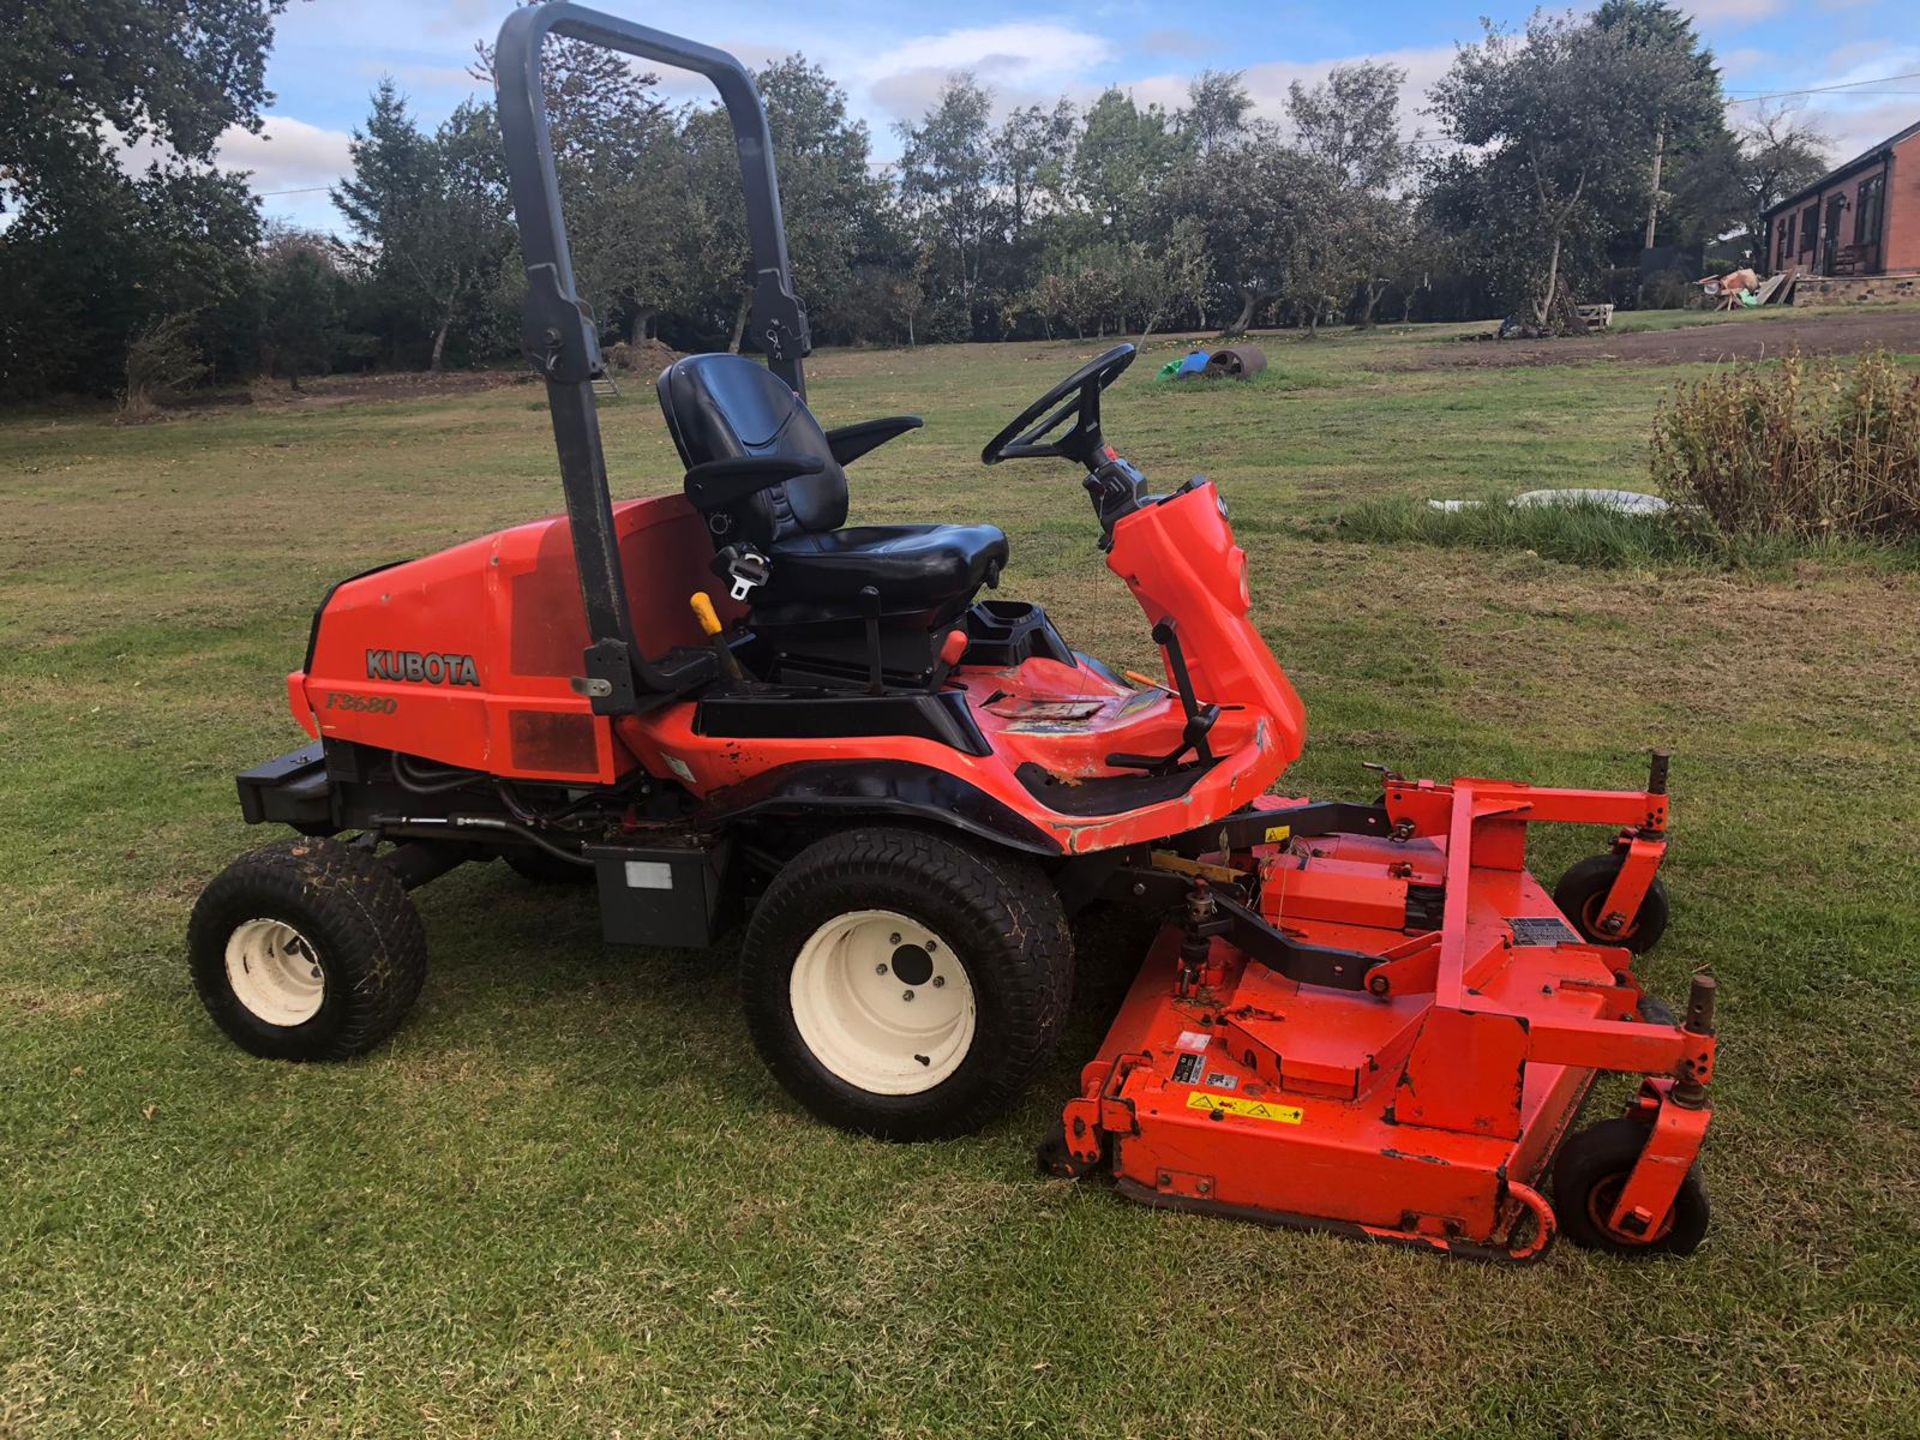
[4,312,1919,1438]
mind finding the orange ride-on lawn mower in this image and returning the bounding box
[188,2,1715,1260]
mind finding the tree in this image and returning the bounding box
[1429,12,1717,328]
[1288,62,1411,193]
[1,0,288,216]
[1734,104,1830,258]
[332,86,514,370]
[1591,0,1732,251]
[1177,71,1254,158]
[0,0,289,398]
[896,77,999,339]
[1166,137,1332,336]
[257,229,342,389]
[993,99,1077,242]
[471,8,681,343]
[1072,88,1180,234]
[1289,63,1414,328]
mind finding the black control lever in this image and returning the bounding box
[1107,618,1218,773]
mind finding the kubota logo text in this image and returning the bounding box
[365,649,480,687]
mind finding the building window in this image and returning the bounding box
[1779,212,1795,263]
[1800,202,1819,254]
[1855,173,1885,246]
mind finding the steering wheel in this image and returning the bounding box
[981,343,1137,468]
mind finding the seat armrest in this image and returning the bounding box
[824,415,923,466]
[683,453,825,511]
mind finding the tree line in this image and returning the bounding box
[1,0,1832,401]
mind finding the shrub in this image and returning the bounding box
[122,313,208,415]
[1640,267,1698,311]
[1651,350,1920,544]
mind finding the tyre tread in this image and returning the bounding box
[188,837,428,1060]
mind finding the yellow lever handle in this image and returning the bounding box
[689,592,723,637]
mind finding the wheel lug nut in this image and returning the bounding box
[926,940,938,952]
[902,989,915,1002]
[875,964,889,975]
[932,975,945,988]
[890,933,901,944]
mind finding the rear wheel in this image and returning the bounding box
[1553,1117,1709,1257]
[188,838,428,1060]
[740,827,1073,1141]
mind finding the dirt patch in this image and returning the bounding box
[0,984,119,1021]
[604,338,686,377]
[1402,308,1920,370]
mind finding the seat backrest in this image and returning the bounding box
[656,353,848,547]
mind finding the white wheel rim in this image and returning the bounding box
[224,918,326,1027]
[789,909,976,1095]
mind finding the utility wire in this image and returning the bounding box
[1724,70,1920,103]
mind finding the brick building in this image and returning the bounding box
[1763,118,1920,287]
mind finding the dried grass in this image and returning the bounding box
[1651,349,1920,544]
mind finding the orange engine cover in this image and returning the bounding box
[295,494,738,784]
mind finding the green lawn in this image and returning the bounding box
[3,325,1918,1439]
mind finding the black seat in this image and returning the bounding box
[657,354,1007,631]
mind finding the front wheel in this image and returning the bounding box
[740,827,1073,1141]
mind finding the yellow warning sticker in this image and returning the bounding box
[1262,825,1292,844]
[1186,1092,1303,1125]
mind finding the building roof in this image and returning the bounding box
[1761,117,1920,220]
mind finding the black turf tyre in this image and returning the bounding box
[1553,1117,1709,1257]
[1554,852,1670,954]
[188,838,429,1061]
[502,846,596,885]
[740,826,1074,1142]
[1637,993,1678,1027]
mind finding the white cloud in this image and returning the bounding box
[865,23,1117,83]
[215,116,356,193]
[1799,98,1920,166]
[856,22,1120,121]
[1682,0,1785,21]
[1121,45,1460,145]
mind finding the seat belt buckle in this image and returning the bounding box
[721,547,771,603]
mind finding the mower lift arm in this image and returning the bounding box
[825,416,924,467]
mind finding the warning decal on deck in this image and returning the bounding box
[1186,1093,1302,1124]
[1508,915,1580,947]
[1172,1052,1206,1084]
[1262,825,1292,844]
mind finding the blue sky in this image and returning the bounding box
[223,0,1920,234]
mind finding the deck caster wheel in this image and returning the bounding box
[740,826,1073,1142]
[501,846,595,885]
[1554,853,1669,954]
[1637,993,1678,1027]
[188,838,428,1060]
[1553,1118,1709,1257]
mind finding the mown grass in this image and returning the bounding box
[4,325,1920,1439]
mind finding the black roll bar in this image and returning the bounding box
[493,2,811,712]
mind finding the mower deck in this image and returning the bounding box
[1059,777,1717,1261]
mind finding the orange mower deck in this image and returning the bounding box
[1054,776,1717,1261]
